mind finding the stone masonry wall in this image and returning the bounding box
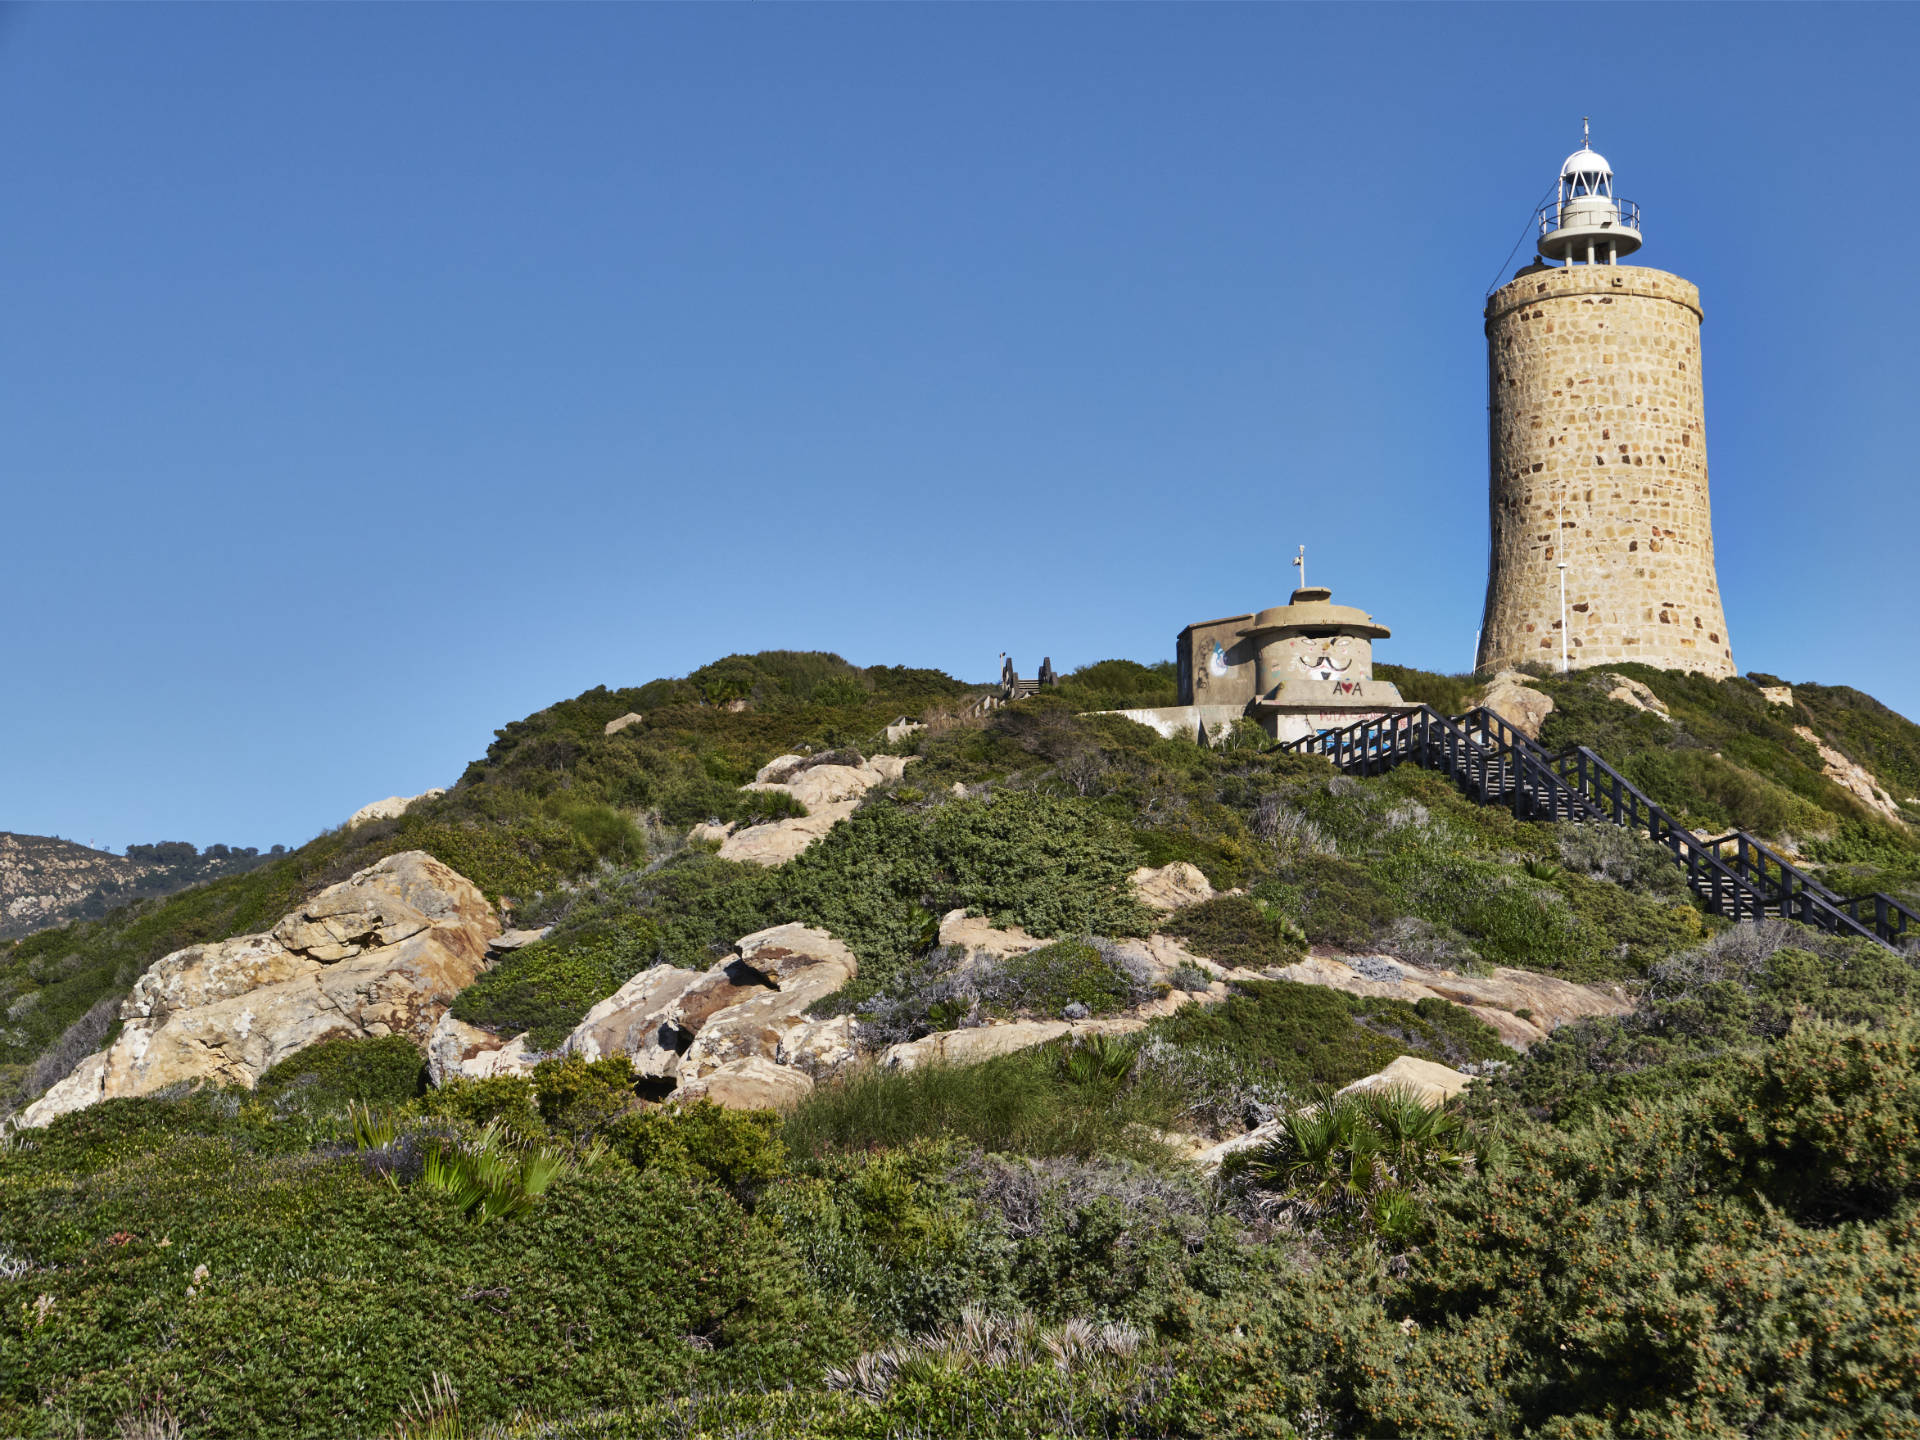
[1476,265,1735,678]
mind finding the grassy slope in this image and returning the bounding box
[4,650,1920,1437]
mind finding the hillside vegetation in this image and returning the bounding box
[2,650,1918,1438]
[0,834,279,941]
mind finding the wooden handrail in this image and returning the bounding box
[1279,705,1903,952]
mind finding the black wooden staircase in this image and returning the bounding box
[1278,706,1917,953]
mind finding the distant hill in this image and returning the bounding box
[0,833,280,940]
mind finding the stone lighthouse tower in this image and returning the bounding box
[1476,127,1735,678]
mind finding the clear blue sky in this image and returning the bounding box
[4,3,1916,853]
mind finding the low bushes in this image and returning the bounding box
[985,940,1144,1019]
[254,1034,426,1114]
[781,1043,1176,1164]
[1147,980,1506,1099]
[450,917,663,1049]
[0,1129,848,1440]
[1158,894,1307,970]
[1233,1086,1487,1244]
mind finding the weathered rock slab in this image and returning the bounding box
[427,1013,536,1085]
[347,790,446,828]
[1795,725,1906,825]
[19,852,499,1128]
[1336,1054,1475,1104]
[549,923,858,1101]
[1130,862,1216,914]
[1264,954,1629,1049]
[718,801,858,866]
[676,1055,814,1112]
[937,908,1047,960]
[881,1016,1148,1071]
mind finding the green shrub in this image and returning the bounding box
[928,793,1156,941]
[397,810,600,905]
[1719,1016,1920,1221]
[449,916,662,1048]
[419,1072,545,1137]
[730,787,810,827]
[1148,980,1505,1097]
[989,939,1136,1018]
[1236,1086,1482,1244]
[1128,828,1247,890]
[531,1054,647,1139]
[782,1045,1176,1163]
[0,1143,848,1440]
[1158,894,1307,970]
[618,1100,787,1190]
[1482,922,1919,1125]
[1253,856,1401,951]
[1049,659,1179,712]
[404,1117,589,1224]
[1374,663,1479,717]
[253,1035,426,1115]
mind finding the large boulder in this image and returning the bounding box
[677,925,857,1082]
[566,964,707,1076]
[1478,670,1554,741]
[20,852,499,1127]
[528,923,859,1106]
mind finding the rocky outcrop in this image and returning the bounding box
[718,805,859,867]
[871,920,1236,1071]
[603,712,645,736]
[1601,674,1671,721]
[347,791,446,828]
[565,964,708,1077]
[880,1016,1151,1071]
[20,852,499,1127]
[1269,953,1630,1049]
[1478,671,1554,740]
[432,923,862,1106]
[1130,862,1215,914]
[1336,1054,1475,1104]
[938,908,1048,960]
[426,1014,536,1085]
[716,755,915,867]
[676,1054,815,1112]
[1795,725,1906,826]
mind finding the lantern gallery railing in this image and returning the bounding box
[1536,198,1642,238]
[1280,705,1916,952]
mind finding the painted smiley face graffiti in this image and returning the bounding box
[1292,635,1356,683]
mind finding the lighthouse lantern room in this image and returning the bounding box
[1536,119,1643,265]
